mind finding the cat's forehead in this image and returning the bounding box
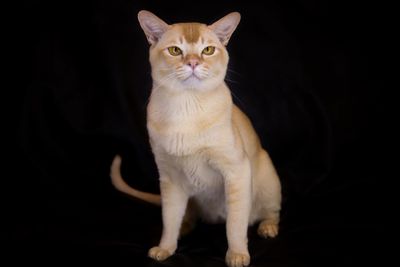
[178,23,203,43]
[162,23,218,45]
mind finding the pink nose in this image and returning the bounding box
[187,58,199,69]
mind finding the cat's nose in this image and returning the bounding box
[187,58,200,70]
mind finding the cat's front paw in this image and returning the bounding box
[225,249,250,267]
[148,246,172,261]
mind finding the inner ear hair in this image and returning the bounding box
[138,10,169,45]
[209,12,241,46]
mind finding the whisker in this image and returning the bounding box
[152,73,176,91]
[230,89,245,106]
[225,67,242,85]
[224,77,240,84]
[227,68,242,77]
[207,72,247,108]
[145,73,175,104]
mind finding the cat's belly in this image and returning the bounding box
[193,187,227,223]
[173,154,227,223]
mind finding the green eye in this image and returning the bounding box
[202,46,215,55]
[167,46,182,56]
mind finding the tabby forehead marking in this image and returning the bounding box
[180,23,202,43]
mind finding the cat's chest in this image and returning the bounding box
[147,89,229,156]
[148,121,208,156]
[148,106,218,156]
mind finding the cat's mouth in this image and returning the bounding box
[183,73,201,82]
[183,72,201,84]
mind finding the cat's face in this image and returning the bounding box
[138,11,240,92]
[149,23,228,92]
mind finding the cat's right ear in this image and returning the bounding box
[138,10,169,45]
[209,12,241,46]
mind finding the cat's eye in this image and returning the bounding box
[167,46,182,56]
[202,46,216,55]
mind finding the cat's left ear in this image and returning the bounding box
[208,12,241,46]
[138,10,169,45]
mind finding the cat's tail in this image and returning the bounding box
[110,155,161,205]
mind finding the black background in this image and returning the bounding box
[7,0,390,266]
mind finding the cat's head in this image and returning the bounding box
[138,10,240,92]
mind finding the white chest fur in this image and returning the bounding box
[147,86,231,156]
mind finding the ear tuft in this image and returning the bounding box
[138,10,169,45]
[208,12,241,46]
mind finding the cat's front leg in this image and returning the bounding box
[223,158,252,267]
[149,177,189,261]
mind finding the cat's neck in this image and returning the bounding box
[152,80,227,95]
[147,82,232,124]
[150,82,231,104]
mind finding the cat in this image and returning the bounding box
[111,10,281,267]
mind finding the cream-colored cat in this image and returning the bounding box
[111,10,281,267]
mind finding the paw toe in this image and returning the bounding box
[225,250,250,267]
[148,246,171,261]
[258,222,279,238]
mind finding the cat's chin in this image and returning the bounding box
[180,76,203,89]
[178,76,222,92]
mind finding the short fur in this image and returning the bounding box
[111,10,282,267]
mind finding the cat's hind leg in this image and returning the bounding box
[256,187,280,238]
[256,185,281,238]
[254,150,281,239]
[257,210,279,238]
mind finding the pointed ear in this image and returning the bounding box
[208,12,241,46]
[137,10,169,45]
